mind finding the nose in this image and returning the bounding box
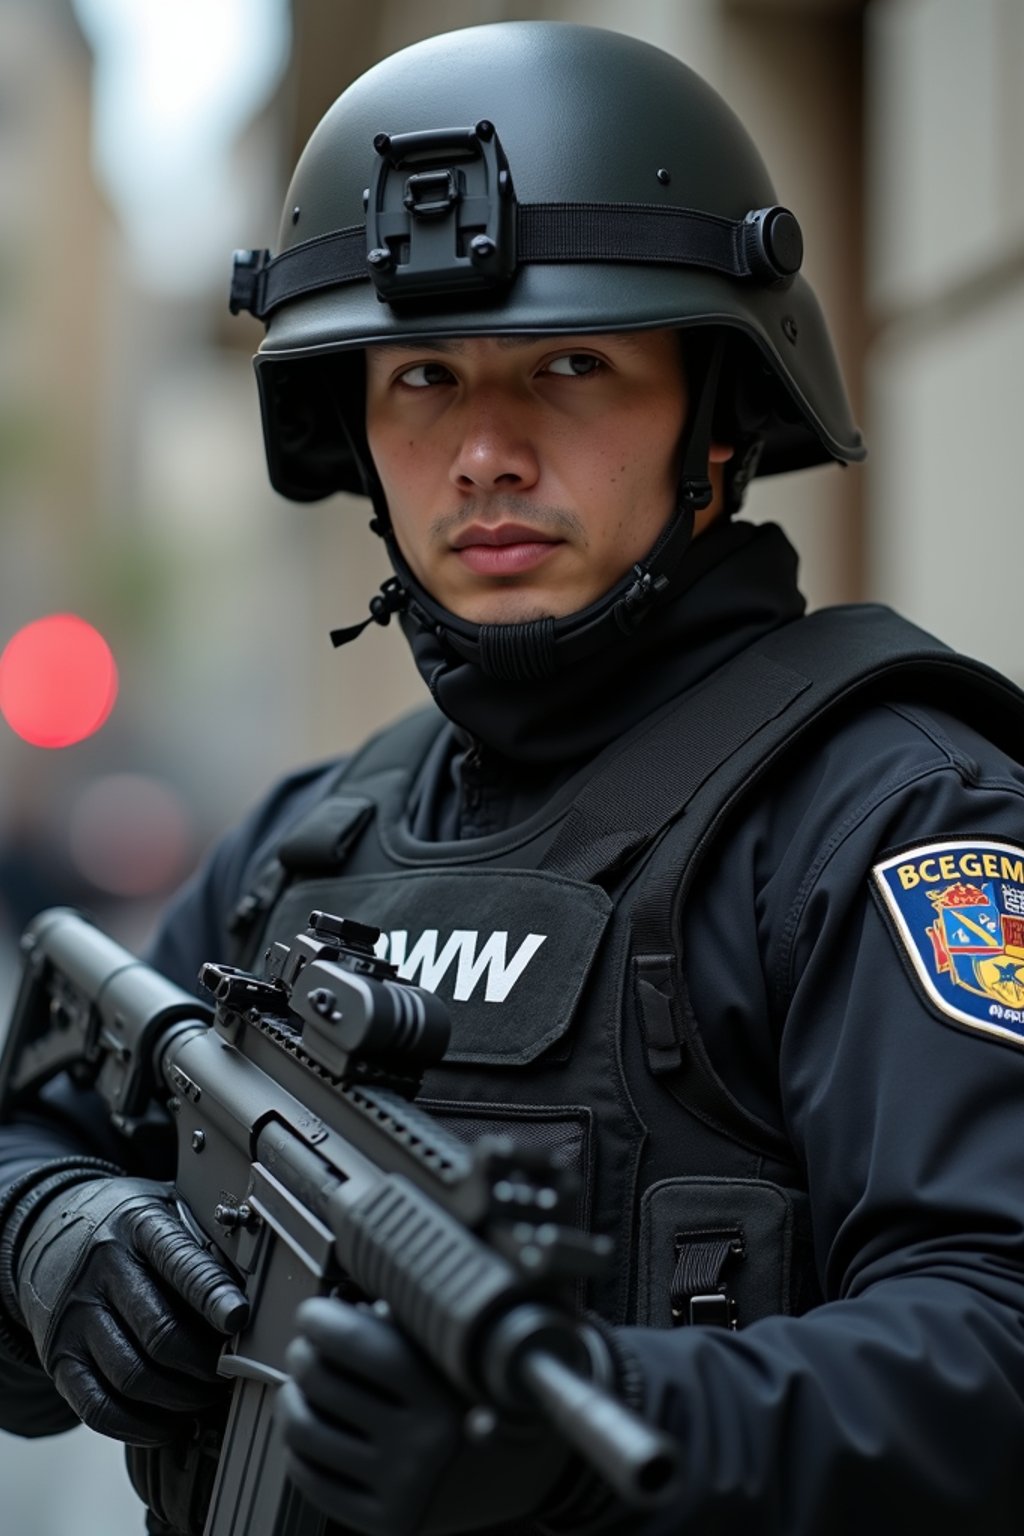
[449,390,541,494]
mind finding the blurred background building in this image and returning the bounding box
[0,0,1021,1529]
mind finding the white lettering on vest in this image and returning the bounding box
[374,928,547,1002]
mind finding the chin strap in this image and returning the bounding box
[329,337,724,678]
[604,333,723,640]
[329,574,407,648]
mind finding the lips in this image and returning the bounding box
[450,523,563,576]
[450,522,560,550]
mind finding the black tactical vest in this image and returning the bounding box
[228,607,1024,1331]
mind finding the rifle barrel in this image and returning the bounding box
[518,1348,679,1507]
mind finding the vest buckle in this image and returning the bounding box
[687,1292,737,1329]
[671,1228,745,1329]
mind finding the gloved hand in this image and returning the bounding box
[278,1297,579,1536]
[4,1173,248,1445]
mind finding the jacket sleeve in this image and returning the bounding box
[0,761,342,1435]
[613,703,1024,1534]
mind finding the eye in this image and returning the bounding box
[396,361,455,388]
[544,353,603,379]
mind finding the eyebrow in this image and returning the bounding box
[370,336,546,355]
[368,333,644,355]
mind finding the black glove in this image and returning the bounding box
[278,1297,579,1536]
[2,1171,248,1445]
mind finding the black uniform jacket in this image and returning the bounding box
[3,519,1024,1532]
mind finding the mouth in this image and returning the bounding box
[450,523,564,577]
[450,522,560,550]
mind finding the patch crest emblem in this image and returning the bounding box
[873,838,1024,1047]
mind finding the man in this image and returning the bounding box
[2,20,1024,1536]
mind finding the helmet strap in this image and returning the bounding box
[678,332,725,519]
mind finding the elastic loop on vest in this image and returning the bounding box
[477,618,557,681]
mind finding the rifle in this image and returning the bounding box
[0,907,679,1535]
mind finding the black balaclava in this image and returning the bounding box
[396,515,805,766]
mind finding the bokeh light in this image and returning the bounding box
[67,773,194,897]
[0,615,119,748]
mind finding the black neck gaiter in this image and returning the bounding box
[398,518,806,768]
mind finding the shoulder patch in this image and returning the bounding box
[873,839,1024,1047]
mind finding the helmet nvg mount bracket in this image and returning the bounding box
[365,121,518,302]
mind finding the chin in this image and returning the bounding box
[453,594,562,626]
[447,581,614,625]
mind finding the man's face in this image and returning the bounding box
[364,330,709,625]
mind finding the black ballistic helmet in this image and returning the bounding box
[233,20,865,510]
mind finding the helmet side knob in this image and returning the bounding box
[743,207,804,284]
